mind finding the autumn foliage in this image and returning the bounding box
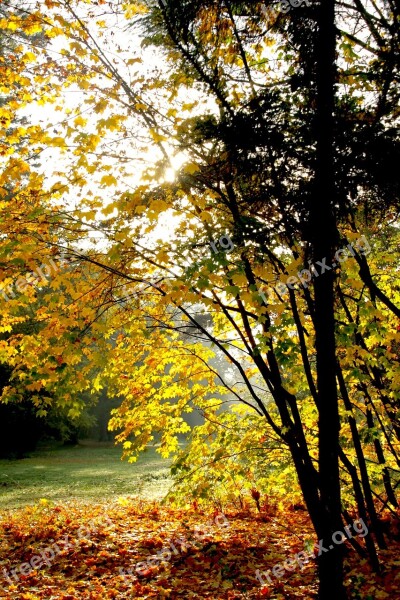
[1,499,399,599]
[0,0,399,598]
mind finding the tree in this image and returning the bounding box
[0,2,398,597]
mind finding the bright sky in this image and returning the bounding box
[17,3,194,252]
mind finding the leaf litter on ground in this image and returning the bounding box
[0,498,398,599]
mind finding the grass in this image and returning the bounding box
[0,440,173,509]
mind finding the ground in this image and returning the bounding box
[0,442,172,509]
[0,444,399,599]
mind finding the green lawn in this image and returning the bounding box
[0,441,173,509]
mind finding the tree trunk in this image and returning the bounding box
[366,407,398,508]
[339,448,381,573]
[311,0,345,597]
[337,367,386,550]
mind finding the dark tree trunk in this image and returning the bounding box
[366,408,398,508]
[337,367,386,551]
[311,0,345,597]
[339,449,381,573]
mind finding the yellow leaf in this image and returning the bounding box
[93,100,108,114]
[200,211,213,224]
[74,115,87,127]
[50,137,67,148]
[22,52,37,63]
[184,162,200,175]
[232,273,248,286]
[102,203,118,216]
[83,210,97,220]
[101,115,125,131]
[156,250,170,263]
[100,175,118,186]
[70,41,87,57]
[149,128,168,143]
[149,199,168,214]
[182,102,198,111]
